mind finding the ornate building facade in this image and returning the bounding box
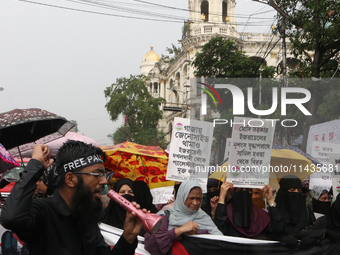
[140,0,293,141]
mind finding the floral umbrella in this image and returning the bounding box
[101,141,174,189]
[0,143,19,174]
[0,108,74,156]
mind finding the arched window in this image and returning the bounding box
[222,1,227,23]
[170,79,173,88]
[154,82,158,93]
[201,0,209,22]
[176,72,181,87]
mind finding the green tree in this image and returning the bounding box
[166,43,181,63]
[192,37,277,163]
[192,37,274,78]
[259,0,340,151]
[104,75,167,148]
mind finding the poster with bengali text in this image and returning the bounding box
[309,141,340,190]
[227,117,276,188]
[166,117,214,192]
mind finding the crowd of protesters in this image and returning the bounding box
[0,141,339,255]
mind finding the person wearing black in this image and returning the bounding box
[201,178,220,219]
[295,193,340,250]
[102,178,136,230]
[214,179,274,239]
[134,180,158,214]
[0,141,144,255]
[275,175,316,248]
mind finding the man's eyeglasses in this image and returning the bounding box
[73,172,107,179]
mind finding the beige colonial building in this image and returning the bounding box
[140,0,294,141]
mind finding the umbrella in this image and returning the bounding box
[0,143,19,174]
[0,108,74,156]
[10,132,100,158]
[101,141,174,189]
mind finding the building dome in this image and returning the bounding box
[140,46,160,75]
[142,46,160,62]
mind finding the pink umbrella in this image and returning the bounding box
[0,143,20,174]
[10,132,100,158]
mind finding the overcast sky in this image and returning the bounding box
[0,0,276,146]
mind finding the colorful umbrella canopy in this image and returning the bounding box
[0,143,19,174]
[10,132,100,158]
[0,108,74,155]
[101,141,173,189]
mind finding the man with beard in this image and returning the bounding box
[1,141,144,255]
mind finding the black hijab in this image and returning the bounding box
[102,178,135,229]
[327,193,340,232]
[201,178,220,216]
[133,181,158,213]
[275,175,309,235]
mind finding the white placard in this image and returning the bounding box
[307,119,340,155]
[166,117,214,192]
[150,186,174,204]
[309,141,340,190]
[227,117,276,188]
[329,154,340,200]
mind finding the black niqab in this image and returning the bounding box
[102,178,135,229]
[275,175,309,235]
[133,181,158,213]
[232,191,252,228]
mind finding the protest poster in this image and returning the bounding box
[307,119,340,155]
[309,141,340,190]
[150,186,174,204]
[166,117,214,192]
[227,117,276,188]
[329,153,340,200]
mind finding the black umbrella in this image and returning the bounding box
[0,108,74,156]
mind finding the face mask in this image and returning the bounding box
[122,194,135,202]
[101,185,108,195]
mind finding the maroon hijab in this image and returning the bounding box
[226,191,271,237]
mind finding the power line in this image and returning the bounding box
[15,0,184,22]
[15,0,277,26]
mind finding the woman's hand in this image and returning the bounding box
[175,221,198,237]
[262,184,275,206]
[218,178,233,204]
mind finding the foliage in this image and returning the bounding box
[264,0,340,151]
[192,37,274,78]
[104,75,167,148]
[166,43,182,63]
[192,37,278,163]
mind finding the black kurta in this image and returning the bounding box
[0,159,137,255]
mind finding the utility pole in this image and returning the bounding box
[280,7,289,145]
[280,7,288,88]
